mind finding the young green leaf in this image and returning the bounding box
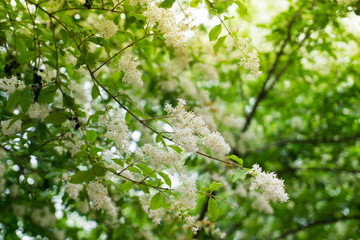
[190,0,202,8]
[213,35,227,54]
[227,155,243,166]
[209,24,222,41]
[232,169,248,182]
[86,130,98,142]
[150,192,164,210]
[122,182,136,191]
[209,181,224,192]
[158,172,172,187]
[208,198,219,221]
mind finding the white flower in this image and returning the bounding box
[249,164,289,203]
[65,182,83,200]
[239,49,262,78]
[87,180,108,210]
[174,174,197,210]
[96,18,118,39]
[66,134,85,156]
[1,119,21,136]
[142,144,181,169]
[99,109,131,154]
[144,4,186,48]
[119,53,143,87]
[27,103,49,121]
[0,76,25,94]
[202,131,231,156]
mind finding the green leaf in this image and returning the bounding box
[122,181,136,191]
[158,172,172,187]
[209,24,222,41]
[125,112,132,124]
[224,15,234,21]
[6,90,21,111]
[139,185,150,194]
[235,1,247,16]
[38,85,58,104]
[156,133,163,143]
[190,0,202,8]
[69,170,94,184]
[227,155,243,166]
[45,111,68,125]
[91,84,99,99]
[86,130,97,142]
[213,35,227,54]
[160,0,175,8]
[128,166,142,174]
[232,169,248,182]
[19,88,33,112]
[209,181,224,192]
[208,198,219,221]
[168,145,183,154]
[136,164,153,176]
[132,109,145,118]
[150,192,164,210]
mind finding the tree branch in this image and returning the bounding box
[274,214,360,239]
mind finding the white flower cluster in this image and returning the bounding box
[86,179,117,218]
[165,99,231,156]
[140,194,162,224]
[31,206,57,228]
[0,75,25,94]
[99,109,131,154]
[102,197,118,219]
[118,53,143,87]
[0,163,6,193]
[65,182,83,200]
[144,4,186,48]
[27,102,50,121]
[87,180,109,210]
[249,164,289,203]
[240,49,262,79]
[96,18,118,39]
[142,143,181,170]
[202,132,231,156]
[1,119,21,136]
[65,134,85,156]
[174,174,197,210]
[249,191,274,214]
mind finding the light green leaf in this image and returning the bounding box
[86,130,97,142]
[209,24,222,41]
[122,182,136,191]
[190,0,202,8]
[213,35,227,54]
[232,169,248,182]
[209,181,224,192]
[150,192,164,210]
[208,198,219,221]
[158,172,172,187]
[227,155,243,166]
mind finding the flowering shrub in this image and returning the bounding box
[1,0,360,239]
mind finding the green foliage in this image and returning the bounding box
[0,0,359,239]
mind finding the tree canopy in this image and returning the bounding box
[0,0,360,239]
